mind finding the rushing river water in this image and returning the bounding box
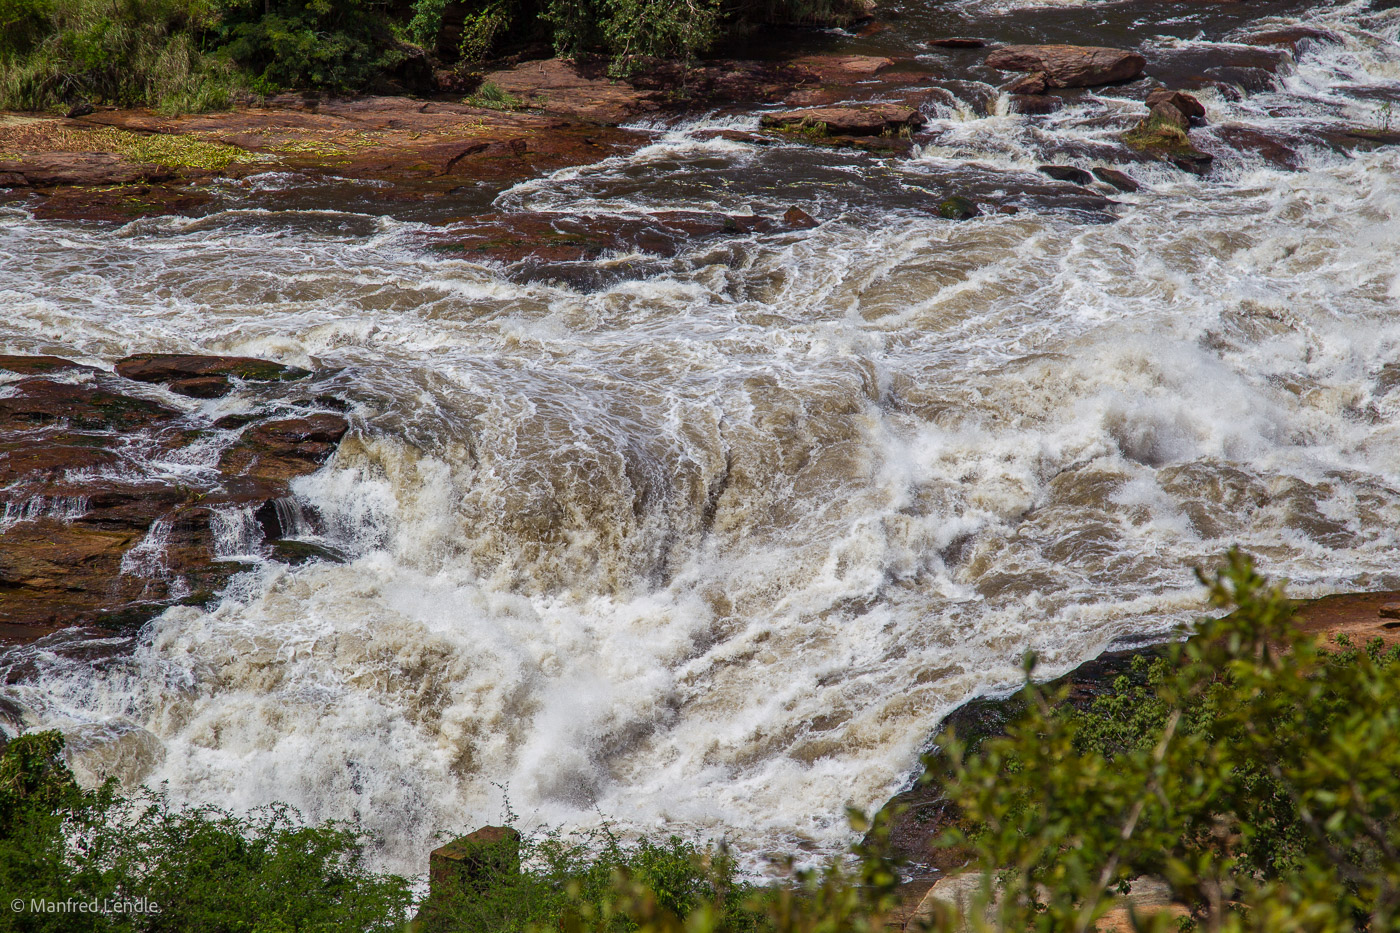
[3,0,1400,879]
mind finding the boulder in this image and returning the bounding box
[1038,164,1094,185]
[938,196,981,220]
[784,206,820,228]
[0,354,98,376]
[985,45,1146,88]
[115,353,311,398]
[1145,88,1206,122]
[422,825,523,929]
[928,38,985,49]
[218,414,349,485]
[1006,72,1050,95]
[1092,167,1141,192]
[1242,27,1342,51]
[760,103,926,137]
[1010,93,1063,115]
[1147,100,1191,132]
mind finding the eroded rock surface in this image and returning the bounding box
[985,44,1146,88]
[0,354,351,643]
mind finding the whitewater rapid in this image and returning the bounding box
[2,0,1400,877]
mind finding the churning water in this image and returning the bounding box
[3,0,1400,877]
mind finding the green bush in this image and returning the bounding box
[927,549,1400,931]
[0,0,232,112]
[213,0,397,93]
[0,732,412,933]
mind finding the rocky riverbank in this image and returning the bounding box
[0,353,350,643]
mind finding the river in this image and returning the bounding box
[2,0,1399,878]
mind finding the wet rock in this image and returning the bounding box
[1143,44,1286,96]
[0,355,352,643]
[1147,100,1191,132]
[0,354,97,376]
[1038,164,1094,185]
[928,38,985,49]
[1242,27,1342,52]
[1342,128,1400,147]
[1212,125,1304,170]
[0,378,180,433]
[783,206,819,228]
[760,104,926,137]
[65,101,96,119]
[1145,88,1206,122]
[1123,115,1213,175]
[985,45,1146,89]
[937,196,981,220]
[1010,94,1063,115]
[0,152,174,187]
[270,540,347,566]
[1092,166,1141,192]
[1006,72,1050,96]
[115,353,312,398]
[218,414,349,485]
[421,210,776,268]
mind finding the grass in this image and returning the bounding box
[465,80,526,111]
[0,123,258,170]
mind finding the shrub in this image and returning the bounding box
[0,0,232,112]
[0,732,412,933]
[928,549,1400,931]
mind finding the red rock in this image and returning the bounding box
[1146,88,1206,121]
[1243,27,1341,51]
[115,353,310,398]
[1006,72,1050,95]
[760,103,925,137]
[219,414,350,484]
[0,354,96,376]
[1038,164,1094,185]
[0,359,351,643]
[784,206,819,228]
[1148,100,1191,131]
[0,152,174,187]
[1092,167,1141,192]
[985,45,1146,88]
[1010,93,1063,115]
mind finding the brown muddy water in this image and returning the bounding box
[3,0,1400,880]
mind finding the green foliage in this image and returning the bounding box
[0,0,232,112]
[543,0,720,73]
[458,0,513,64]
[214,0,397,93]
[929,548,1400,931]
[0,731,412,933]
[466,79,522,109]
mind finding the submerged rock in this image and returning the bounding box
[937,196,982,220]
[985,44,1146,88]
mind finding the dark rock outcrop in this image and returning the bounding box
[985,45,1146,88]
[760,104,926,137]
[1038,164,1094,185]
[115,353,312,398]
[0,354,351,643]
